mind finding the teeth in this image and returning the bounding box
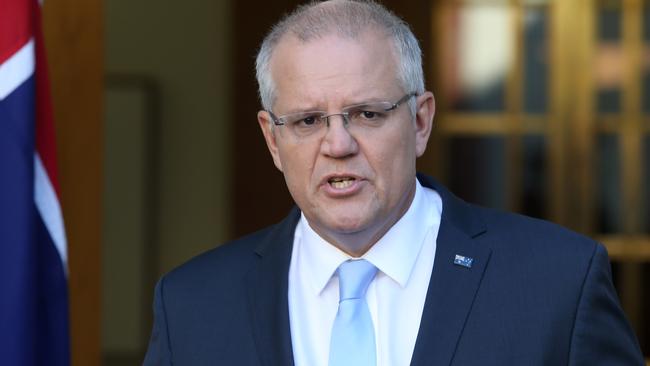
[329,177,354,189]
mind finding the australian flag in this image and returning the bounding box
[0,0,71,364]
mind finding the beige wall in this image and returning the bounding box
[103,0,232,362]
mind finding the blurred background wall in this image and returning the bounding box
[102,0,231,364]
[44,0,650,364]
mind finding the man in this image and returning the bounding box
[144,1,645,365]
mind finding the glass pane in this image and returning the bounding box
[596,134,622,233]
[441,5,512,112]
[448,137,507,210]
[522,135,546,218]
[523,0,549,4]
[641,136,650,233]
[642,1,650,114]
[596,5,623,114]
[524,7,549,114]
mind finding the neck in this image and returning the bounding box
[309,181,417,257]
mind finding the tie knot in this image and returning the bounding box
[337,259,377,301]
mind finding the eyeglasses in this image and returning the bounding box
[267,92,417,139]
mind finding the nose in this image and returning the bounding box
[320,114,359,158]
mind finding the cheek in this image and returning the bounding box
[365,136,415,183]
[384,125,416,162]
[277,142,319,184]
[376,127,417,183]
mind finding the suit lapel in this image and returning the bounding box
[244,176,492,366]
[411,176,492,366]
[246,208,300,366]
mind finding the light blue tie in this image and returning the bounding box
[329,259,378,366]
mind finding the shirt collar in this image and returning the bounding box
[297,179,438,294]
[297,216,350,295]
[364,180,436,287]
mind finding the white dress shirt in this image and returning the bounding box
[288,179,443,366]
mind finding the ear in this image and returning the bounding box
[257,110,284,172]
[414,91,435,158]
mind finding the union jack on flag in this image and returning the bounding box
[0,0,70,364]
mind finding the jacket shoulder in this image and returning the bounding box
[476,205,600,256]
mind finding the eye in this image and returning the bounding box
[353,109,386,121]
[361,111,379,119]
[301,116,318,125]
[288,113,324,128]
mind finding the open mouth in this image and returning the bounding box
[328,176,356,189]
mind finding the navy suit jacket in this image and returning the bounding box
[144,175,644,365]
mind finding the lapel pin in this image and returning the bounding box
[454,254,473,268]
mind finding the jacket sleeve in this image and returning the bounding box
[568,243,645,366]
[143,278,173,366]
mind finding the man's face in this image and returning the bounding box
[258,30,434,254]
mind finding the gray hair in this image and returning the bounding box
[255,0,424,115]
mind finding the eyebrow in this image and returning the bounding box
[343,100,385,109]
[279,97,391,115]
[279,107,325,116]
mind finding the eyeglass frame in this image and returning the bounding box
[266,92,418,128]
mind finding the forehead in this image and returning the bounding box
[269,30,402,110]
